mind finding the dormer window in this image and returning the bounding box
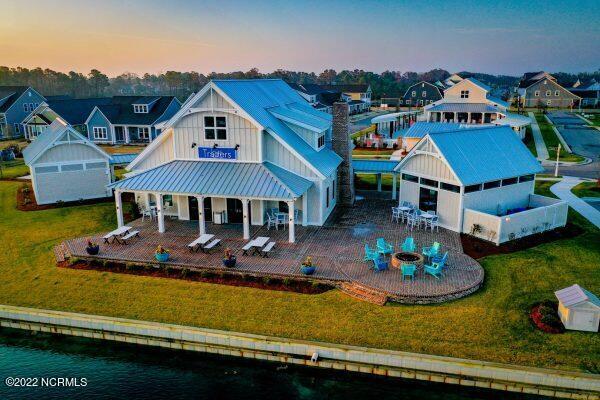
[460,90,469,99]
[133,105,148,113]
[204,116,227,140]
[317,133,325,149]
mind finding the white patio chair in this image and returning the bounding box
[141,207,154,222]
[266,214,277,230]
[391,207,401,223]
[276,213,286,230]
[406,213,419,231]
[429,216,439,232]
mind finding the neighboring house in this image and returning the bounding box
[555,284,600,332]
[442,73,473,88]
[394,125,567,244]
[22,97,112,140]
[22,119,112,205]
[570,79,600,108]
[400,81,443,107]
[0,86,46,139]
[108,79,343,243]
[287,83,342,114]
[85,96,181,144]
[322,83,371,113]
[516,71,580,108]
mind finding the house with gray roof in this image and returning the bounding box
[287,83,342,114]
[85,96,181,144]
[108,79,345,243]
[0,86,46,138]
[22,97,112,140]
[401,81,444,107]
[516,72,580,108]
[394,125,567,243]
[570,79,600,108]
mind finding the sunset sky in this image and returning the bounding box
[2,0,599,76]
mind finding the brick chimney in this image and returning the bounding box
[332,102,355,206]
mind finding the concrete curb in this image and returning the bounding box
[0,305,599,399]
[550,177,600,228]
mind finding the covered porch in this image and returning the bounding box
[110,160,314,243]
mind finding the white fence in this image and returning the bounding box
[463,194,568,245]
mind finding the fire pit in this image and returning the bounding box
[391,252,424,269]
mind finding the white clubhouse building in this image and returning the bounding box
[110,80,343,243]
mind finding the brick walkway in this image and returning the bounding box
[62,197,484,304]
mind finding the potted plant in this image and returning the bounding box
[85,239,100,255]
[222,248,236,268]
[155,245,170,262]
[301,256,316,275]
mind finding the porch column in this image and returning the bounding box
[302,194,308,226]
[124,126,130,144]
[453,112,458,123]
[196,195,205,235]
[115,190,124,227]
[156,193,165,233]
[481,113,485,124]
[392,173,397,200]
[467,112,471,123]
[288,200,295,243]
[376,173,382,192]
[242,198,250,240]
[144,193,151,209]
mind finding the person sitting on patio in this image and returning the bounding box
[376,238,393,256]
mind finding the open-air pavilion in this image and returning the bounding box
[352,159,400,199]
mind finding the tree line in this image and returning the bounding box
[1,66,598,101]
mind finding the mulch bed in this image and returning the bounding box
[461,223,584,259]
[530,302,565,334]
[59,260,334,295]
[15,182,122,211]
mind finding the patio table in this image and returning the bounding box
[420,212,435,219]
[250,236,270,255]
[103,226,132,243]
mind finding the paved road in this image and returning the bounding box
[544,111,600,179]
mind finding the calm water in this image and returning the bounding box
[0,328,548,400]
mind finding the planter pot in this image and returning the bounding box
[301,265,316,275]
[85,245,100,255]
[155,252,170,262]
[223,257,237,268]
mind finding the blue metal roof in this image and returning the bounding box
[427,103,501,113]
[465,78,491,92]
[108,160,312,200]
[401,122,495,139]
[268,105,330,132]
[212,79,342,177]
[487,95,509,108]
[109,153,139,165]
[352,159,399,173]
[23,121,65,164]
[426,126,543,185]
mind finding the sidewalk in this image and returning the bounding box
[528,112,549,160]
[550,176,600,228]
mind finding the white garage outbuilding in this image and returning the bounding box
[23,119,112,205]
[555,284,600,332]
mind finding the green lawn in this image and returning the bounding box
[572,181,600,198]
[0,139,27,151]
[0,159,29,179]
[355,173,395,190]
[535,114,585,162]
[0,180,598,372]
[352,148,395,156]
[523,125,537,157]
[579,113,600,127]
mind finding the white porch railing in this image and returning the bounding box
[462,194,568,245]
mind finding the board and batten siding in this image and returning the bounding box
[35,143,104,165]
[134,131,175,171]
[86,109,113,142]
[34,166,110,204]
[284,122,317,148]
[173,112,260,162]
[401,153,459,184]
[263,133,318,179]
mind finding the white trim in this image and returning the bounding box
[92,126,108,140]
[265,128,325,179]
[7,87,45,115]
[126,128,174,170]
[151,97,182,126]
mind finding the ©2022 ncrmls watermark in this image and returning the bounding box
[4,376,88,388]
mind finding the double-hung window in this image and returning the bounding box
[546,90,551,96]
[460,90,469,99]
[23,103,29,112]
[412,91,416,97]
[422,91,427,97]
[554,90,560,96]
[204,116,227,140]
[138,127,150,140]
[93,127,107,140]
[534,91,540,97]
[133,105,148,113]
[317,133,325,148]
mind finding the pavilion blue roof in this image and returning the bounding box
[427,103,501,113]
[352,159,399,173]
[108,160,313,200]
[109,153,139,165]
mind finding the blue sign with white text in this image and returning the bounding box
[198,147,237,160]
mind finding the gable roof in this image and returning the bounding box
[402,122,494,139]
[42,97,113,125]
[555,284,600,308]
[0,86,31,112]
[403,81,443,98]
[96,96,179,126]
[23,119,110,165]
[211,79,341,177]
[464,78,491,92]
[518,71,556,88]
[396,126,543,185]
[287,82,328,96]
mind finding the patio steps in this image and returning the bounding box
[340,282,388,306]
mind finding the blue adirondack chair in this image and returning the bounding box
[373,256,389,272]
[431,251,449,269]
[376,238,393,256]
[422,242,441,259]
[401,237,415,252]
[364,244,379,262]
[401,264,416,281]
[424,262,443,279]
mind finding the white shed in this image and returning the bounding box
[555,284,600,332]
[23,119,112,205]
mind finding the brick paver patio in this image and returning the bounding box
[62,196,484,303]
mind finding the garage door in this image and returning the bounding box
[34,163,109,205]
